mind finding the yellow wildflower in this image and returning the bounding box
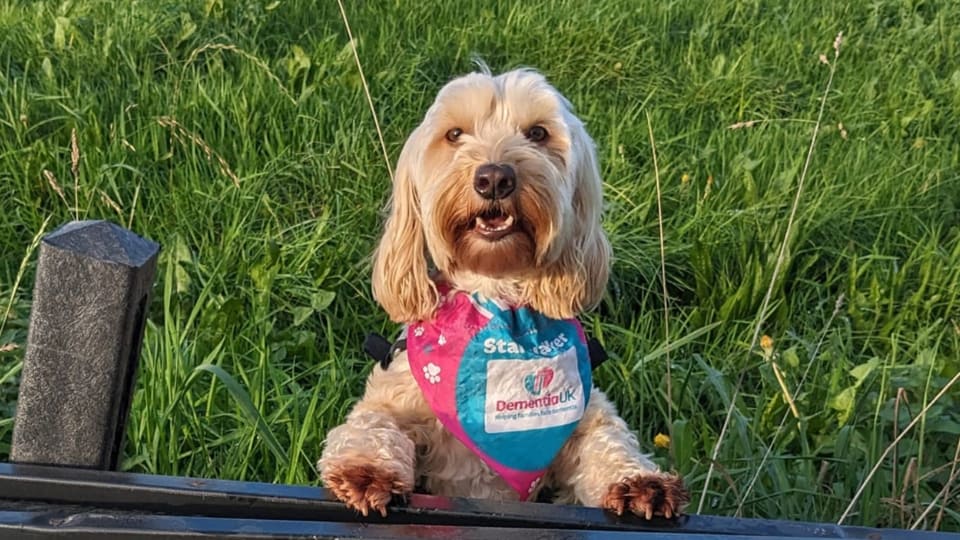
[759,334,800,419]
[760,335,774,357]
[654,433,671,449]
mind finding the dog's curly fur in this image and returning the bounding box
[318,67,688,518]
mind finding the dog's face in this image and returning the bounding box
[415,70,577,277]
[373,69,611,322]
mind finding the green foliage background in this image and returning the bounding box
[1,0,957,529]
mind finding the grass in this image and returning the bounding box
[1,0,959,530]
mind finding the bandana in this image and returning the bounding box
[406,287,592,500]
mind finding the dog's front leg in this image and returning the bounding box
[549,388,688,519]
[318,364,421,517]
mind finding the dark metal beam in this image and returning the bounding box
[0,501,730,540]
[1,463,953,540]
[0,501,843,540]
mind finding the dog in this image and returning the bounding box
[318,66,688,519]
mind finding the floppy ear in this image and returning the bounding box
[526,123,611,319]
[371,136,439,323]
[568,129,613,311]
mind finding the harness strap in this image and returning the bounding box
[364,332,607,371]
[362,333,407,370]
[362,333,391,370]
[587,337,608,369]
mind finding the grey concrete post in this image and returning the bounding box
[11,220,159,470]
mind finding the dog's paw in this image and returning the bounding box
[601,473,689,520]
[322,461,411,517]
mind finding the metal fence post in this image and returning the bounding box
[11,220,159,470]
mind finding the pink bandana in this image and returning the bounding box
[406,287,592,500]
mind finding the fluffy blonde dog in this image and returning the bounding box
[318,67,687,519]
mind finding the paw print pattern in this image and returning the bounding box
[423,362,441,384]
[413,326,425,337]
[437,334,447,346]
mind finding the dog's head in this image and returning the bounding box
[372,68,611,322]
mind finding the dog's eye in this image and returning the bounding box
[445,128,463,143]
[526,125,548,143]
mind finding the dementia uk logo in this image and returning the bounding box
[484,342,585,434]
[523,367,553,396]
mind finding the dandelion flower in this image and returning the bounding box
[654,433,671,449]
[760,335,774,357]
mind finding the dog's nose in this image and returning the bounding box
[474,164,516,200]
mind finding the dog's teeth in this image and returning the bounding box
[475,214,515,234]
[476,214,515,232]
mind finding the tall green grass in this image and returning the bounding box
[1,0,958,530]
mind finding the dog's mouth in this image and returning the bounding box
[471,207,517,241]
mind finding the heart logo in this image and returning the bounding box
[523,367,554,396]
[539,367,554,388]
[523,373,537,395]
